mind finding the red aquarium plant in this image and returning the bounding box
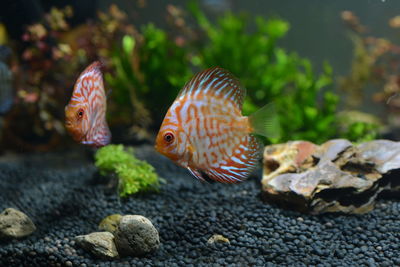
[339,10,400,135]
[1,5,137,151]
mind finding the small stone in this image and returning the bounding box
[75,232,119,259]
[114,215,160,256]
[98,214,122,234]
[0,208,36,239]
[207,234,230,245]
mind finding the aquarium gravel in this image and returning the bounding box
[0,145,399,266]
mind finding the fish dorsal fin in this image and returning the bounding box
[72,61,103,96]
[177,67,246,109]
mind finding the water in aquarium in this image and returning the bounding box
[0,0,399,266]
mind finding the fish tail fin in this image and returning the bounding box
[248,102,280,139]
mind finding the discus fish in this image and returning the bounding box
[155,67,280,183]
[65,61,111,147]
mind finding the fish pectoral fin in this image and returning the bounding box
[81,140,95,145]
[187,144,195,154]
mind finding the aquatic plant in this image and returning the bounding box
[1,5,137,150]
[1,3,380,151]
[105,24,193,133]
[2,6,75,151]
[336,110,380,143]
[342,122,378,143]
[339,11,399,133]
[184,3,335,143]
[94,144,160,197]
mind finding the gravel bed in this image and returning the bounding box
[0,145,399,266]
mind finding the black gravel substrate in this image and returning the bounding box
[0,145,399,266]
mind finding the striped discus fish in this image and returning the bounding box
[155,67,279,183]
[65,61,111,147]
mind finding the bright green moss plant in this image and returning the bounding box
[95,144,160,197]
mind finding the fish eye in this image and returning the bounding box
[164,132,175,143]
[77,108,84,119]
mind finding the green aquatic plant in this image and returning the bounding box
[343,122,378,143]
[339,10,400,133]
[187,2,338,144]
[2,3,381,152]
[95,144,160,197]
[185,2,379,144]
[106,23,193,131]
[337,110,380,143]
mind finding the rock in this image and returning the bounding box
[0,208,36,239]
[75,232,119,259]
[207,234,230,245]
[114,215,160,256]
[98,214,122,234]
[357,140,400,173]
[263,141,319,178]
[262,139,400,214]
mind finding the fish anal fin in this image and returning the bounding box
[92,120,111,147]
[204,135,264,184]
[177,67,246,109]
[187,167,206,182]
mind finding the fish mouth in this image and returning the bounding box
[154,143,162,155]
[154,143,168,158]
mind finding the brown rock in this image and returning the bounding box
[262,139,400,214]
[207,234,230,245]
[98,214,122,234]
[75,232,119,259]
[0,208,36,239]
[114,215,160,256]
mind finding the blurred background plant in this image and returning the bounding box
[185,2,376,143]
[1,4,137,151]
[0,1,385,152]
[2,6,76,151]
[105,24,192,140]
[339,10,400,138]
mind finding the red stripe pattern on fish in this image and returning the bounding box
[65,61,111,147]
[155,67,279,183]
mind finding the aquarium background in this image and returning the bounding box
[0,0,399,151]
[0,1,399,266]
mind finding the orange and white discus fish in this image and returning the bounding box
[155,67,279,183]
[65,61,111,147]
